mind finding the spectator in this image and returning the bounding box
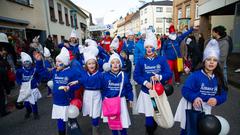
[100,31,112,53]
[198,33,205,58]
[212,25,229,81]
[0,46,11,117]
[45,35,55,58]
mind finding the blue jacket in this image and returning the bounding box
[78,70,102,90]
[101,71,133,101]
[36,60,80,106]
[125,40,135,55]
[134,38,145,65]
[182,70,227,105]
[97,45,110,62]
[16,67,42,89]
[51,67,81,106]
[134,56,172,94]
[163,28,193,60]
[70,58,84,78]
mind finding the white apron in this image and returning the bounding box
[52,104,69,122]
[174,97,212,129]
[25,87,42,104]
[82,90,102,118]
[102,97,131,128]
[136,91,154,117]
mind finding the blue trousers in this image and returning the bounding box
[57,119,66,131]
[24,101,38,114]
[112,128,127,135]
[92,117,99,127]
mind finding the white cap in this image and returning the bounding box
[84,45,99,57]
[85,39,98,47]
[70,29,78,39]
[21,52,32,63]
[110,37,119,50]
[0,33,9,43]
[203,39,220,61]
[108,53,122,68]
[56,47,70,66]
[144,29,157,49]
[43,47,51,57]
[84,52,97,64]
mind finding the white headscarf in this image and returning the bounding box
[144,29,157,49]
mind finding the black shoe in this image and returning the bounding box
[33,113,40,120]
[24,112,31,119]
[146,126,155,135]
[58,130,66,135]
[1,111,11,117]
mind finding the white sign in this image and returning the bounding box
[88,24,113,31]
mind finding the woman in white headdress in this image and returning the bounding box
[174,39,228,135]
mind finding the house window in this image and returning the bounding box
[144,8,147,14]
[64,7,70,26]
[186,5,190,18]
[156,7,163,12]
[52,35,58,46]
[156,27,162,33]
[145,18,147,24]
[75,15,78,29]
[9,0,32,7]
[166,28,169,33]
[195,3,199,19]
[61,36,65,42]
[166,7,172,13]
[166,18,172,23]
[49,0,57,22]
[141,20,143,25]
[156,18,162,23]
[57,3,64,24]
[70,14,74,27]
[178,8,182,19]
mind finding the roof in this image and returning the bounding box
[139,1,173,10]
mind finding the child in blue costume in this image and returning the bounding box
[101,53,133,135]
[16,52,42,120]
[69,50,102,135]
[35,47,80,135]
[134,30,172,135]
[43,47,55,97]
[174,39,228,135]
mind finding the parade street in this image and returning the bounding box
[0,82,239,135]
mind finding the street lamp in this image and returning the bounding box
[70,9,77,30]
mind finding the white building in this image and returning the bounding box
[139,1,173,35]
[46,0,88,45]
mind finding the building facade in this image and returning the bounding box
[0,0,47,43]
[45,0,88,45]
[198,0,240,53]
[0,0,89,47]
[173,0,199,32]
[139,1,173,35]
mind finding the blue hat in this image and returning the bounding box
[105,31,110,35]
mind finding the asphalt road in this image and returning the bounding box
[0,80,239,135]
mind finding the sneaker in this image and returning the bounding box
[46,94,52,98]
[235,68,240,73]
[175,82,180,87]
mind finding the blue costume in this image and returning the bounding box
[134,38,145,65]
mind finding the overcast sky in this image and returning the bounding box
[71,0,152,24]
